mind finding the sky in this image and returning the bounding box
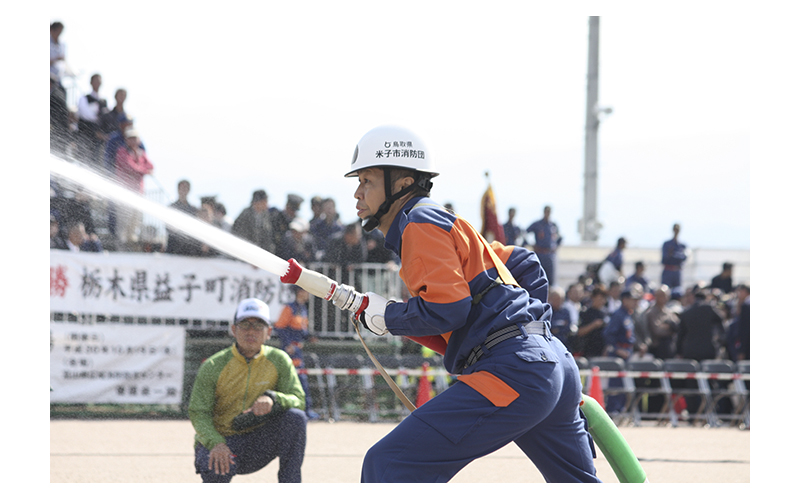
[47,1,751,251]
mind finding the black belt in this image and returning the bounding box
[464,321,550,369]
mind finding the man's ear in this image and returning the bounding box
[393,175,415,194]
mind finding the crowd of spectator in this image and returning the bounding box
[49,21,749,366]
[50,20,156,252]
[49,21,396,266]
[548,264,750,366]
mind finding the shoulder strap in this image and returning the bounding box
[478,233,519,287]
[411,201,518,287]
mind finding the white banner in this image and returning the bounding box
[50,323,186,404]
[50,250,296,321]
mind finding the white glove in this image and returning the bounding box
[355,292,393,336]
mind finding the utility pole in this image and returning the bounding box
[579,16,611,244]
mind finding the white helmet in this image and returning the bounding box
[346,125,439,178]
[346,125,438,232]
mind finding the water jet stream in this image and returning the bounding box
[49,156,290,278]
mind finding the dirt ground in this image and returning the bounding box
[50,419,750,484]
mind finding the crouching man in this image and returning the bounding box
[189,297,307,482]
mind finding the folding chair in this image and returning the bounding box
[371,353,405,419]
[626,359,674,426]
[663,359,713,426]
[303,352,331,421]
[701,359,744,427]
[588,356,636,422]
[573,356,590,391]
[425,354,452,396]
[322,353,370,421]
[736,360,750,428]
[398,354,428,415]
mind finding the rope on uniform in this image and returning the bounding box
[350,314,417,412]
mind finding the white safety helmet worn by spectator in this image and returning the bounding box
[346,125,439,231]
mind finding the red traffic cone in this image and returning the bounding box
[416,362,433,407]
[589,366,605,409]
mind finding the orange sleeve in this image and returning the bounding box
[274,306,294,329]
[400,222,471,304]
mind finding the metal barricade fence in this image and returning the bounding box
[307,262,405,338]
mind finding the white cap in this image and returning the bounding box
[233,298,271,325]
[289,217,309,232]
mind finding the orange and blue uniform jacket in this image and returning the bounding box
[274,302,309,369]
[383,196,552,375]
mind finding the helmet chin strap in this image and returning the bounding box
[361,170,433,232]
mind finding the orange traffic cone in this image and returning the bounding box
[589,366,605,409]
[416,362,433,407]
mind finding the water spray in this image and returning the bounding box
[48,157,364,311]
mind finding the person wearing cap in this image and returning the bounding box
[710,262,734,294]
[575,286,609,358]
[597,237,627,287]
[661,223,689,295]
[309,197,344,260]
[626,261,651,295]
[273,194,305,245]
[232,190,277,254]
[276,217,315,264]
[526,205,563,287]
[602,288,641,414]
[604,289,641,361]
[188,298,307,483]
[338,125,599,482]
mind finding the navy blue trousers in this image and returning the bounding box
[195,408,307,483]
[361,333,600,483]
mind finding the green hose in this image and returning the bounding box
[581,394,648,483]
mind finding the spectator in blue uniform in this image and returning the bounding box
[526,205,563,287]
[661,223,688,297]
[598,237,626,287]
[603,289,640,414]
[604,290,639,361]
[626,261,651,295]
[547,286,574,349]
[502,207,522,246]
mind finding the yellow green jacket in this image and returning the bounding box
[188,343,306,449]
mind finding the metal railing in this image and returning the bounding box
[306,262,405,338]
